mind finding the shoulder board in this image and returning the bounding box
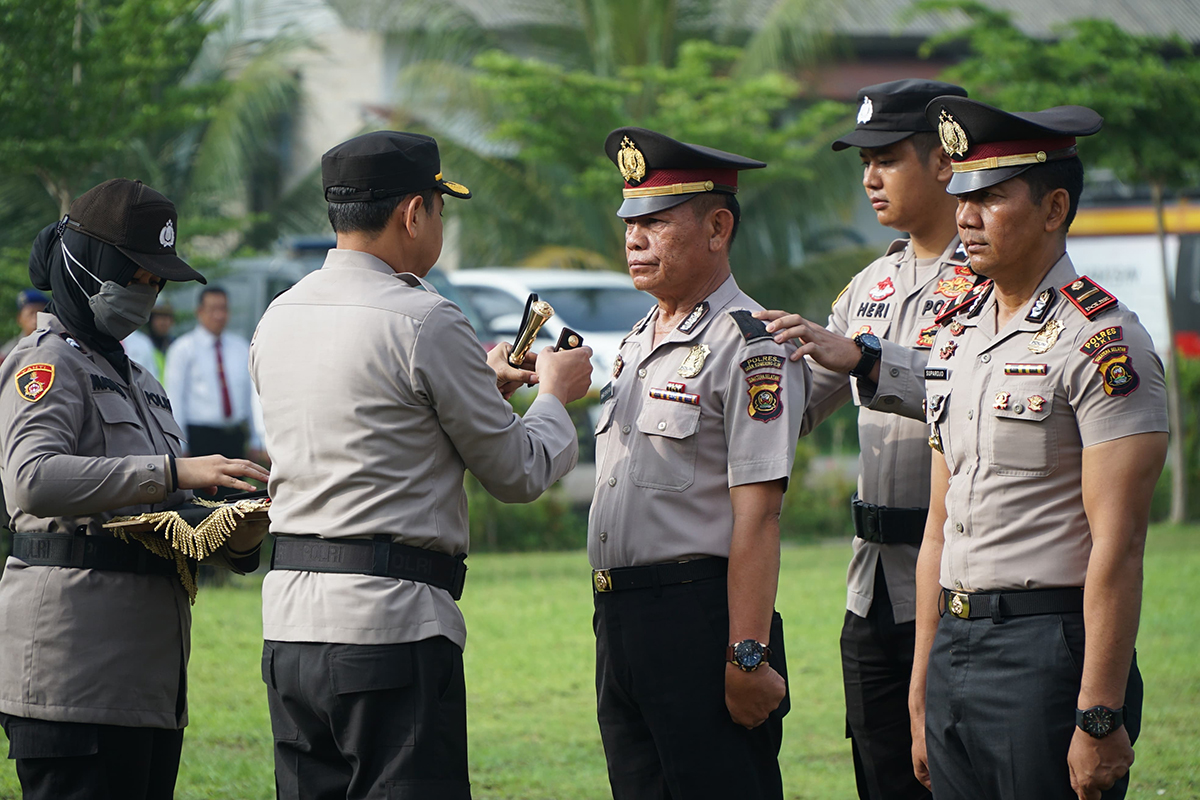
[728,309,773,344]
[1061,276,1117,319]
[885,239,909,257]
[935,279,993,326]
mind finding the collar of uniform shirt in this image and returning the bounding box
[652,274,741,346]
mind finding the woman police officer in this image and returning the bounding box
[0,179,269,800]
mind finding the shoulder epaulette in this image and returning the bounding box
[728,309,773,343]
[1061,276,1117,319]
[935,279,992,326]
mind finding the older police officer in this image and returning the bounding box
[250,132,593,799]
[589,128,809,799]
[910,99,1169,799]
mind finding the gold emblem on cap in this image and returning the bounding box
[938,109,969,158]
[617,136,647,186]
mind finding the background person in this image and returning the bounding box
[754,78,968,800]
[0,290,48,362]
[251,131,593,800]
[910,97,1169,799]
[0,178,269,800]
[123,301,174,382]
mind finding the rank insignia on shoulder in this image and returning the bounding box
[745,373,783,422]
[729,310,772,343]
[649,387,700,406]
[741,354,785,373]
[1061,276,1117,319]
[915,324,937,349]
[678,344,710,378]
[1004,363,1048,375]
[15,363,55,403]
[677,301,709,333]
[1080,326,1123,357]
[1028,319,1065,354]
[924,367,949,381]
[1025,288,1057,324]
[935,279,992,326]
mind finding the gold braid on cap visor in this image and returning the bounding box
[952,145,1078,173]
[622,181,738,198]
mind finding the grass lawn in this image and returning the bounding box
[1,525,1198,799]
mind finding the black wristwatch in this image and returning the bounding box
[726,639,772,672]
[1076,705,1125,739]
[850,332,883,378]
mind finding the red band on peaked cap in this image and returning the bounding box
[626,168,740,191]
[960,136,1077,162]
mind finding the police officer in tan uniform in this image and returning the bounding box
[589,128,809,799]
[250,131,593,800]
[757,79,969,800]
[910,98,1169,799]
[0,179,270,800]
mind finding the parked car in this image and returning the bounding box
[447,268,653,386]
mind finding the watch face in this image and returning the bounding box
[1082,707,1115,737]
[733,640,764,669]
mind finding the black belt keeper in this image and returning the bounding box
[270,535,468,601]
[851,494,927,545]
[592,557,727,594]
[940,587,1084,622]
[11,532,181,577]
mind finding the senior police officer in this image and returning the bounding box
[909,98,1169,799]
[0,179,269,800]
[755,79,969,800]
[589,128,809,799]
[249,131,593,800]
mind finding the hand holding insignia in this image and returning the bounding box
[488,342,538,400]
[534,344,594,406]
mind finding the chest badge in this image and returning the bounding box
[15,363,55,403]
[677,344,711,378]
[939,341,958,360]
[1028,395,1046,413]
[948,321,966,336]
[868,277,895,302]
[1028,319,1066,354]
[612,354,625,379]
[993,391,1010,410]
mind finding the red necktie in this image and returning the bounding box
[215,337,233,418]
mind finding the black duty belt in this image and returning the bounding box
[852,495,927,545]
[592,557,727,594]
[941,587,1084,623]
[11,532,181,576]
[271,535,467,601]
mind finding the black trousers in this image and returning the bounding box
[594,574,789,800]
[263,637,470,800]
[0,714,183,800]
[925,612,1143,800]
[841,563,931,800]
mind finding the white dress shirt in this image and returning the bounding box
[164,325,263,449]
[122,330,161,383]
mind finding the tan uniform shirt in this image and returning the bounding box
[803,237,970,623]
[0,313,228,729]
[588,275,809,568]
[250,249,579,649]
[926,255,1169,591]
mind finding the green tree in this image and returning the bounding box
[920,0,1200,521]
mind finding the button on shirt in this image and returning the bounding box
[164,325,263,449]
[250,250,579,649]
[926,255,1169,591]
[589,276,810,568]
[803,236,970,623]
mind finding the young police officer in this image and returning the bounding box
[756,79,968,800]
[911,97,1168,799]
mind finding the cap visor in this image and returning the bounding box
[616,193,698,219]
[118,247,207,285]
[946,164,1032,195]
[832,129,915,151]
[437,178,472,199]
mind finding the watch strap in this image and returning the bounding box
[1076,705,1125,738]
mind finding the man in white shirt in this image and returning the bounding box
[164,286,264,463]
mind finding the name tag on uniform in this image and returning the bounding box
[924,367,950,381]
[600,382,613,403]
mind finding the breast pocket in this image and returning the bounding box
[93,393,147,452]
[149,406,186,455]
[630,398,702,492]
[989,384,1057,477]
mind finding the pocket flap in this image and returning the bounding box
[594,397,616,436]
[329,646,414,695]
[636,398,701,440]
[93,392,140,425]
[991,386,1054,421]
[149,405,186,441]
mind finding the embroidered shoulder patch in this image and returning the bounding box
[741,354,785,373]
[729,310,772,343]
[1079,326,1123,357]
[15,363,55,403]
[1094,348,1139,396]
[745,373,783,422]
[1061,276,1117,319]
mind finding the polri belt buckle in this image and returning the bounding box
[948,590,971,619]
[593,569,613,593]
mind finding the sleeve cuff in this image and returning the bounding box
[855,339,927,420]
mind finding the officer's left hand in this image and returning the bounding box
[487,342,538,399]
[725,662,786,729]
[753,309,862,372]
[1067,726,1134,800]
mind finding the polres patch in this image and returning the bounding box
[745,372,783,422]
[15,363,55,403]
